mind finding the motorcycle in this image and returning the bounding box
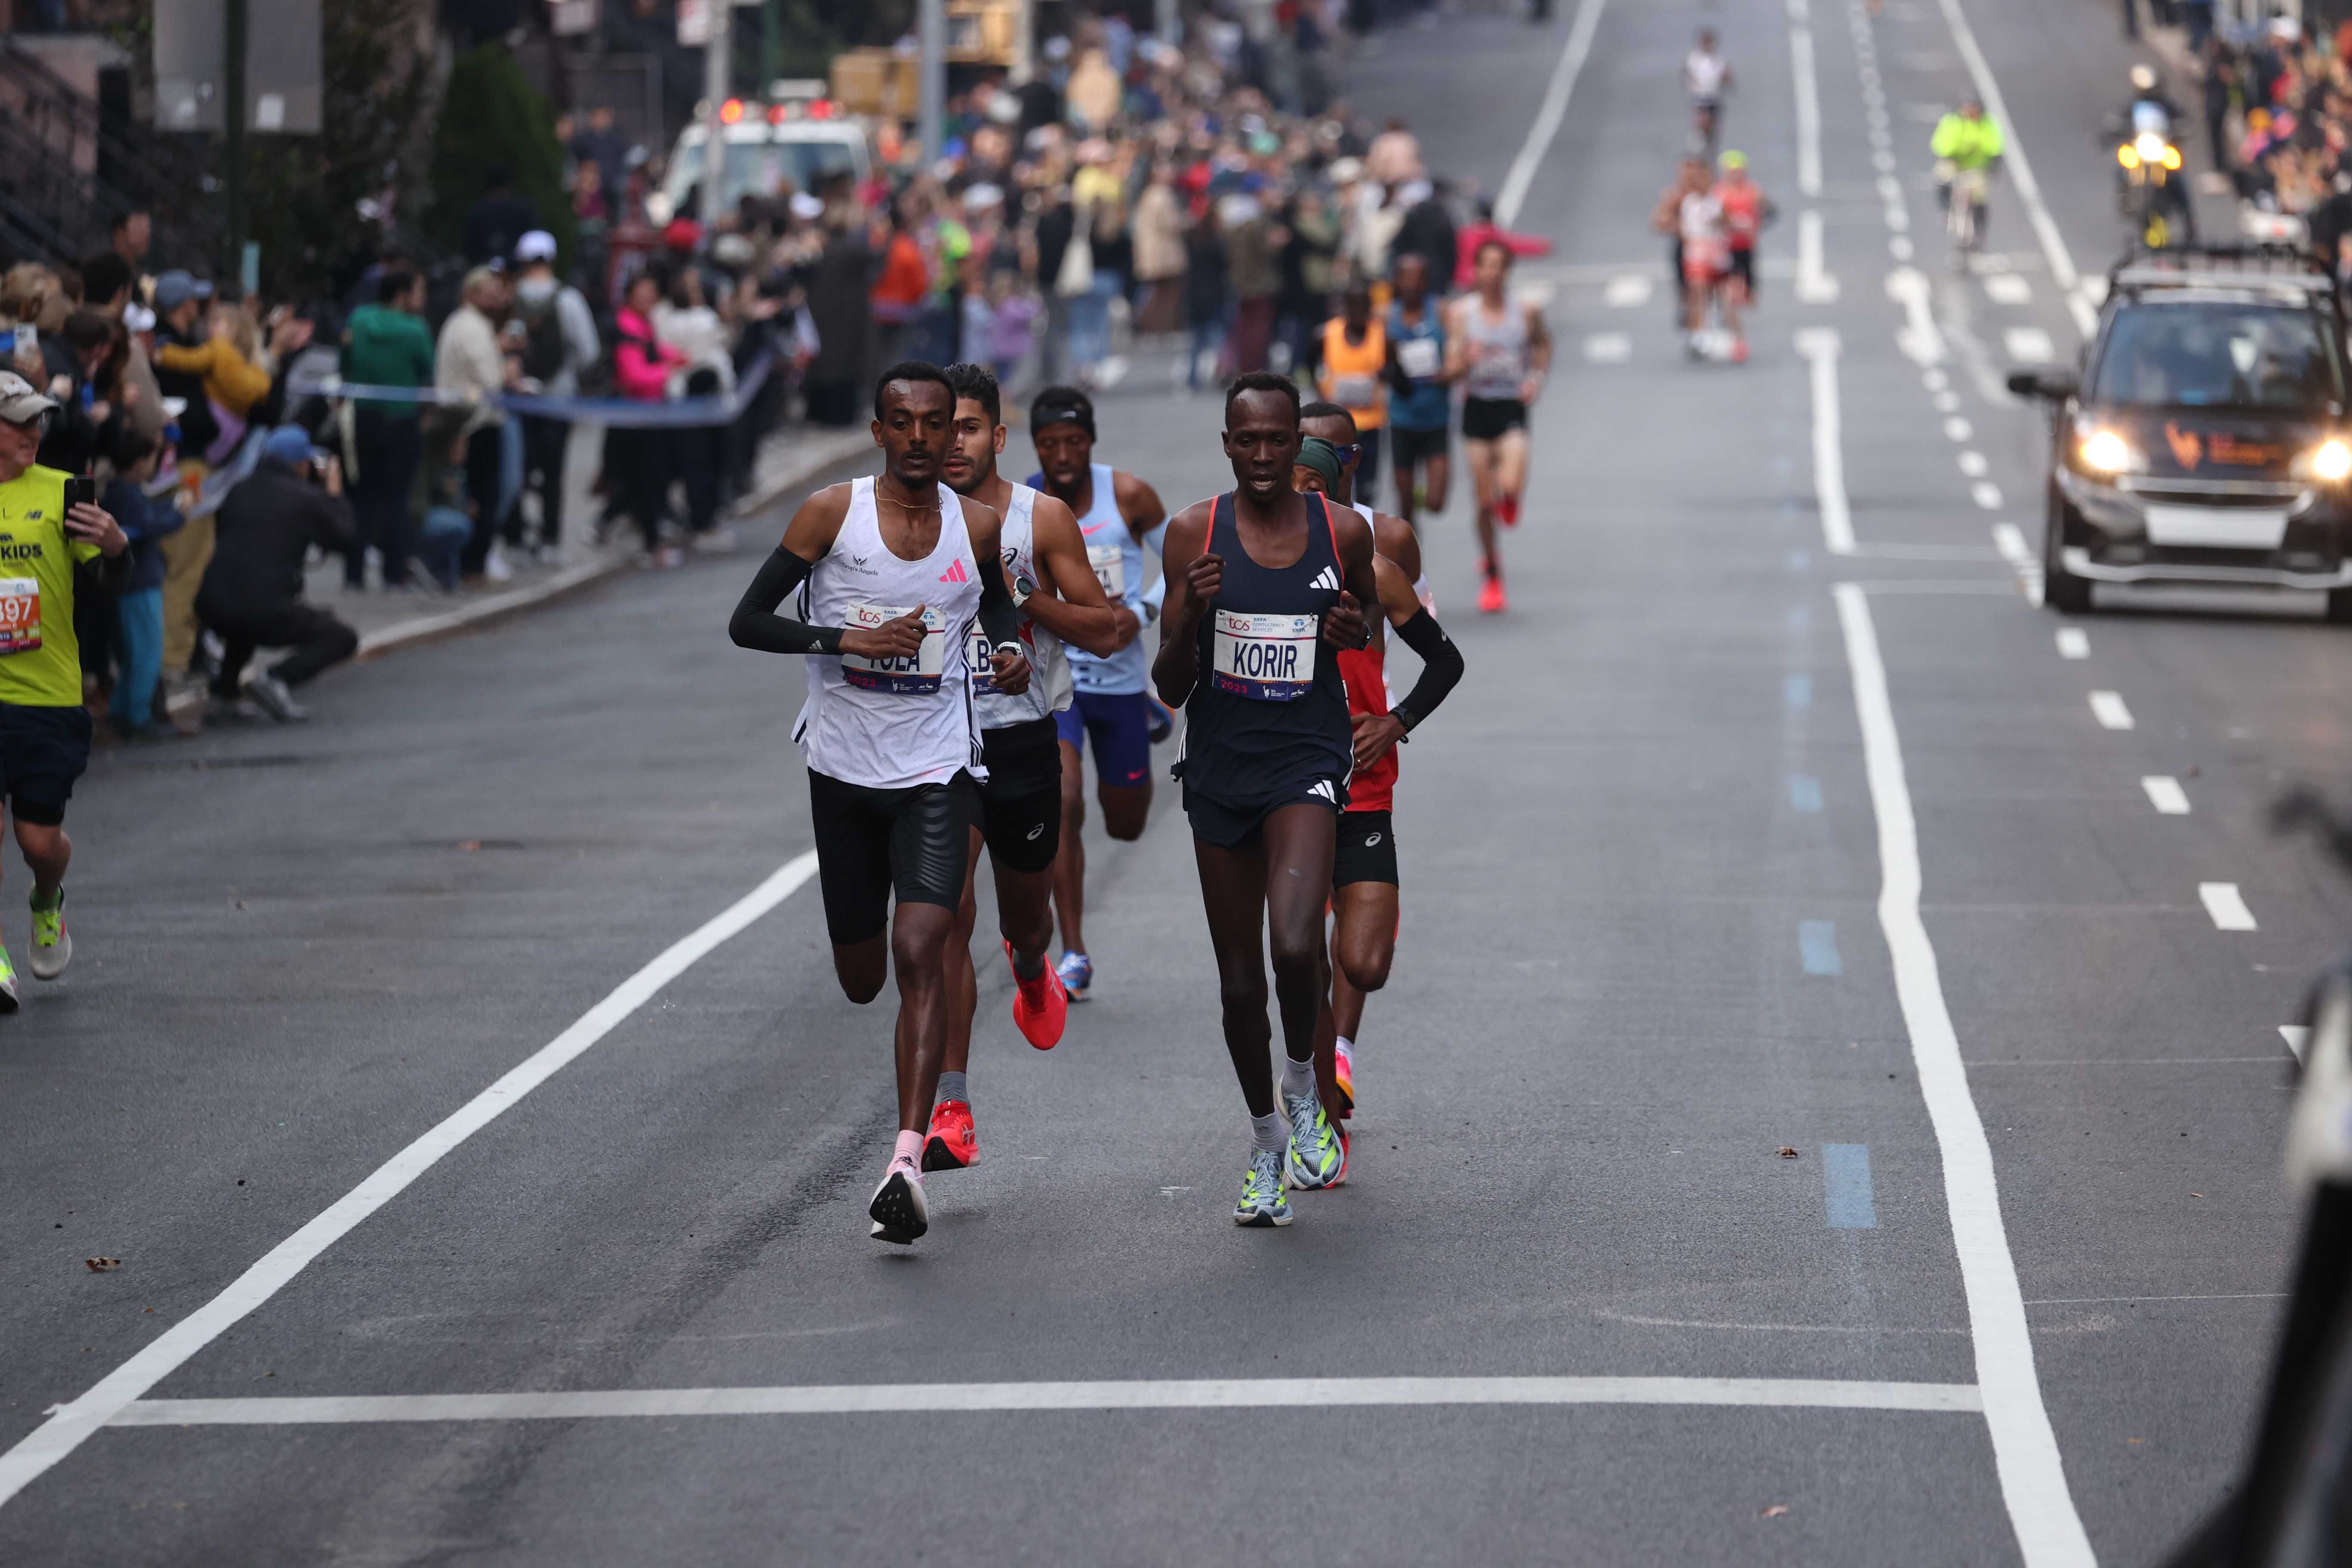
[2114,99,2195,249]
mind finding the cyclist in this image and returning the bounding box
[1931,98,2005,254]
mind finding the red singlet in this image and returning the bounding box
[1337,639,1395,814]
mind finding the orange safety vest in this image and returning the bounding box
[1320,317,1388,429]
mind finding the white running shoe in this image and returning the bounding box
[868,1158,928,1244]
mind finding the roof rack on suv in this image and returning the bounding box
[2108,242,2338,299]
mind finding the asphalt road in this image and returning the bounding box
[1,1,2339,1562]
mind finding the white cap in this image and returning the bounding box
[962,182,1004,211]
[124,303,156,334]
[789,192,826,221]
[514,230,558,263]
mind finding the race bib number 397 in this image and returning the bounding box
[0,578,42,655]
[842,602,946,693]
[1211,609,1317,701]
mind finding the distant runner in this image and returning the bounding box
[727,361,1031,1246]
[927,363,1120,1172]
[1445,242,1552,616]
[1383,254,1455,530]
[1026,386,1168,1002]
[1152,373,1380,1226]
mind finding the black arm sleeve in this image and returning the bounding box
[1387,609,1464,733]
[727,545,842,655]
[977,551,1021,649]
[78,547,133,597]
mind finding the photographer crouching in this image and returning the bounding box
[0,370,133,1007]
[196,426,359,723]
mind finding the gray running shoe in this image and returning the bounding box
[1233,1148,1292,1227]
[1284,1087,1346,1191]
[246,673,309,723]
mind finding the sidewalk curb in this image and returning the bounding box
[355,428,874,663]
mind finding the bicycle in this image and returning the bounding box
[1939,161,1990,267]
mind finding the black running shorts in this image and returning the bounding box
[0,704,92,827]
[1460,396,1528,442]
[978,716,1063,875]
[1184,777,1345,849]
[1389,424,1449,471]
[807,768,980,946]
[1331,809,1399,887]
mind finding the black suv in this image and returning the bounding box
[2009,245,2352,617]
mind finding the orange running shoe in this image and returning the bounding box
[1478,574,1508,614]
[1334,1038,1355,1118]
[923,1099,978,1171]
[1007,941,1068,1049]
[1497,493,1520,528]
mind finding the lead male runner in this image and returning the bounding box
[1153,373,1379,1227]
[728,361,1031,1246]
[1026,387,1167,1002]
[927,362,1121,1172]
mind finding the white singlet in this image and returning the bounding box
[970,483,1073,729]
[794,475,986,790]
[1684,49,1727,101]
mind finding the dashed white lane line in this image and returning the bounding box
[1798,328,1855,556]
[1584,333,1632,362]
[1934,0,2095,340]
[1944,416,1975,442]
[1797,210,1841,303]
[110,1377,1989,1424]
[1992,522,2031,564]
[2200,882,2258,931]
[1959,451,1990,478]
[2281,1025,2311,1062]
[2005,327,2058,364]
[1983,274,2033,306]
[1934,389,1963,413]
[2089,690,2134,729]
[1495,0,1610,224]
[2140,776,2191,815]
[1971,481,2004,510]
[2054,627,2088,659]
[1791,14,1824,197]
[1831,583,2095,1568]
[0,851,826,1509]
[1604,275,1653,308]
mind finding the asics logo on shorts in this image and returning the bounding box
[1364,832,1381,846]
[1308,566,1340,592]
[1026,824,1045,840]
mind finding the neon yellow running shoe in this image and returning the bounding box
[28,890,68,981]
[1285,1088,1345,1191]
[1233,1149,1291,1227]
[0,944,20,1014]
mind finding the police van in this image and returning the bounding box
[645,84,870,227]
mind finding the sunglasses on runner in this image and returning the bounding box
[1331,442,1362,468]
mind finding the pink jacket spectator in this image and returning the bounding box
[612,307,685,401]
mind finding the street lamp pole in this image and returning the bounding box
[224,0,248,277]
[701,0,730,226]
[919,0,946,168]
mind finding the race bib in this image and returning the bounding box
[1087,542,1127,601]
[1397,337,1440,379]
[1211,609,1317,701]
[0,578,41,655]
[1331,373,1379,408]
[842,601,947,693]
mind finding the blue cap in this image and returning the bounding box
[260,425,316,469]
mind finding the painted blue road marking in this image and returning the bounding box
[1789,775,1823,812]
[1785,674,1813,708]
[1823,1143,1879,1228]
[1800,920,1841,975]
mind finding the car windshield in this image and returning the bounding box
[666,135,861,209]
[2090,302,2342,411]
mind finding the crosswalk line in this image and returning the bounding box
[1983,274,2032,305]
[1604,275,1653,308]
[1583,333,1632,362]
[2003,327,2056,363]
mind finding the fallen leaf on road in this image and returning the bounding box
[1776,1146,1800,1159]
[1762,1504,1790,1518]
[84,1257,119,1271]
[458,839,482,852]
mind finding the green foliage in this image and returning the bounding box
[425,43,576,267]
[771,0,918,80]
[242,0,435,302]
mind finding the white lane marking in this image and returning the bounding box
[2281,1025,2311,1062]
[1886,267,1946,364]
[1984,274,2033,306]
[1876,174,1903,202]
[2089,690,2134,729]
[2140,776,2190,815]
[1496,0,1610,224]
[1923,367,1950,391]
[1604,274,1653,308]
[1792,23,1824,197]
[1890,234,1915,261]
[1584,332,1632,363]
[1797,209,1841,303]
[1992,522,2032,565]
[2054,627,2088,658]
[0,851,825,1510]
[1944,416,1975,441]
[1933,0,2094,338]
[111,1377,1988,1424]
[1797,328,1855,556]
[2199,882,2257,931]
[1971,481,2004,510]
[2005,327,2057,364]
[1935,389,1963,412]
[1832,584,2098,1568]
[1959,451,1989,478]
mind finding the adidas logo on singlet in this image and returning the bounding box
[939,559,970,584]
[1308,566,1340,592]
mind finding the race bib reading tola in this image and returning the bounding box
[842,602,947,693]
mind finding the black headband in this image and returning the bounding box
[1032,404,1094,438]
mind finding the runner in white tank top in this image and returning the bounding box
[1444,242,1553,616]
[925,365,1121,1172]
[726,365,1032,1246]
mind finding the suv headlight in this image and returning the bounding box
[2076,427,2144,475]
[2303,438,2352,483]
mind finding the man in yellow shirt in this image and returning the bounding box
[0,371,132,1009]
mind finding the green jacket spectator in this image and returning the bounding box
[340,299,435,416]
